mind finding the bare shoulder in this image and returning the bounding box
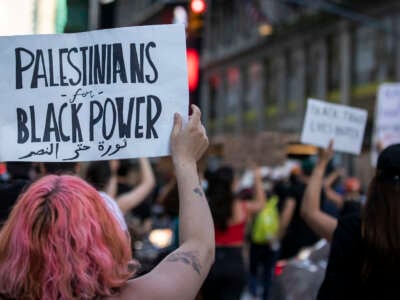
[104,245,209,300]
[231,199,246,221]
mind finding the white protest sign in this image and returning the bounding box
[301,99,368,154]
[0,25,188,162]
[371,83,400,165]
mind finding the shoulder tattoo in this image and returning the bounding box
[166,251,201,276]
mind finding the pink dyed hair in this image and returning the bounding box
[0,175,134,299]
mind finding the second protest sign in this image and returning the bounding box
[301,99,368,155]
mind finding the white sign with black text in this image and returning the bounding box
[0,25,188,161]
[371,83,400,165]
[301,99,368,155]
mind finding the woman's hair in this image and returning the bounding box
[362,144,400,281]
[86,161,111,191]
[206,166,235,231]
[0,175,133,299]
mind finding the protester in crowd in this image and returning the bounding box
[86,158,155,215]
[300,141,363,242]
[0,105,214,300]
[115,159,154,246]
[202,164,265,300]
[85,158,155,234]
[248,179,285,300]
[300,141,342,242]
[275,175,296,242]
[117,160,153,223]
[156,158,179,220]
[278,163,321,259]
[42,162,80,175]
[0,162,32,226]
[157,178,180,249]
[312,143,400,298]
[323,168,362,217]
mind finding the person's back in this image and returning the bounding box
[318,213,400,299]
[116,160,152,222]
[202,166,246,300]
[214,199,247,246]
[318,144,400,299]
[202,166,265,300]
[280,177,319,259]
[317,212,362,299]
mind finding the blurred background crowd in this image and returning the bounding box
[0,144,364,299]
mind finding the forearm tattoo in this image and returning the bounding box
[193,187,204,198]
[166,251,201,276]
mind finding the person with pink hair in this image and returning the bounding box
[0,105,214,300]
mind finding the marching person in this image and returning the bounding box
[302,141,400,299]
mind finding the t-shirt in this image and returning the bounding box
[99,191,128,231]
[340,200,361,218]
[318,212,400,299]
[279,181,319,259]
[318,213,362,299]
[273,180,291,213]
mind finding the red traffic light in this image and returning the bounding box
[190,0,206,14]
[187,48,199,92]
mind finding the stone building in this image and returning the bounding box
[199,0,400,182]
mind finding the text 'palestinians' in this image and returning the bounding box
[15,42,158,89]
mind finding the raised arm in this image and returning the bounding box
[116,158,156,214]
[105,160,120,199]
[300,141,338,242]
[323,168,344,208]
[245,167,266,214]
[156,177,177,204]
[121,105,214,300]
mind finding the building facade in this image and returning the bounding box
[0,0,68,35]
[200,0,400,180]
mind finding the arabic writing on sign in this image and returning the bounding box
[98,139,127,157]
[19,143,59,159]
[63,143,91,161]
[18,139,129,161]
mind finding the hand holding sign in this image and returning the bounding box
[170,105,209,165]
[301,99,368,155]
[318,139,334,163]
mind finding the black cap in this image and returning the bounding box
[377,144,400,181]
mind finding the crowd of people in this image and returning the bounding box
[0,105,399,299]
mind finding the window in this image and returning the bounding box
[327,35,340,92]
[354,26,376,85]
